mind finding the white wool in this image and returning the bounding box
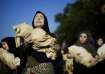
[45,48,57,60]
[0,48,20,69]
[97,44,105,60]
[13,22,33,42]
[14,24,57,60]
[31,28,57,48]
[13,22,33,37]
[31,28,57,60]
[31,28,46,42]
[13,23,33,47]
[68,45,94,67]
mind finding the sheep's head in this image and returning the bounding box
[13,22,33,37]
[13,22,33,47]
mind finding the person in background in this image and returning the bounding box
[0,37,20,74]
[68,31,98,74]
[61,40,73,74]
[95,37,104,49]
[93,36,105,74]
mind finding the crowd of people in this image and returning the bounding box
[0,11,105,74]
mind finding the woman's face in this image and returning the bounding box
[79,33,88,44]
[34,13,44,28]
[2,42,9,50]
[97,38,103,46]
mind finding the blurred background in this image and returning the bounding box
[0,0,77,40]
[1,0,105,45]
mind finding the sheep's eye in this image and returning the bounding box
[16,28,20,34]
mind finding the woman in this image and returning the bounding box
[96,37,105,59]
[68,31,98,74]
[75,31,97,57]
[0,37,20,74]
[95,37,104,49]
[61,40,73,74]
[94,37,105,74]
[25,11,58,74]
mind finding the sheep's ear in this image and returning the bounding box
[13,26,20,34]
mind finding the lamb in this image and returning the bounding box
[13,22,33,47]
[68,45,96,68]
[31,28,58,60]
[13,23,57,60]
[97,44,105,61]
[0,48,20,70]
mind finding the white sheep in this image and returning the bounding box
[68,45,96,68]
[31,28,57,60]
[13,22,33,47]
[97,44,105,61]
[0,48,20,70]
[13,23,57,60]
[31,28,57,49]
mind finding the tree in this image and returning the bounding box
[55,0,105,45]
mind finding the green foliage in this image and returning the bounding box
[55,0,105,44]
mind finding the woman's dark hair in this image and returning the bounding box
[1,37,16,53]
[32,11,56,38]
[76,31,97,57]
[96,34,105,43]
[77,31,94,44]
[95,35,105,48]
